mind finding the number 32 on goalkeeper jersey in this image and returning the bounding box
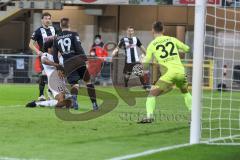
[144,35,190,74]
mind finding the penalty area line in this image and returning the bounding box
[0,157,43,160]
[109,143,192,160]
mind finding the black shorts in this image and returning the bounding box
[123,62,141,75]
[67,65,90,85]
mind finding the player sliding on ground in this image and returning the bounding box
[26,40,71,108]
[139,21,192,123]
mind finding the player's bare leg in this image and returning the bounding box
[83,70,99,111]
[139,81,173,123]
[55,93,72,108]
[84,81,99,111]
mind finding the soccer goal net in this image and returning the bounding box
[200,0,240,144]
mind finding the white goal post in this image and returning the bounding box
[190,0,207,144]
[191,0,240,145]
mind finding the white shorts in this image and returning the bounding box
[48,70,69,98]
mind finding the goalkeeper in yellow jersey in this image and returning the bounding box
[139,21,192,123]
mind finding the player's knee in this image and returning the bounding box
[150,87,161,96]
[72,84,79,88]
[56,93,64,102]
[83,79,91,84]
[71,85,79,95]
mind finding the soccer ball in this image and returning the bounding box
[132,64,144,77]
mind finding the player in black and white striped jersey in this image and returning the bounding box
[112,26,149,89]
[29,12,56,101]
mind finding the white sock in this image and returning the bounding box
[36,100,58,107]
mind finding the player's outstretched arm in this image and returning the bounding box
[173,37,190,53]
[112,38,125,57]
[140,45,146,55]
[29,30,43,56]
[42,56,62,68]
[137,38,146,55]
[42,56,65,78]
[29,39,42,56]
[112,47,119,57]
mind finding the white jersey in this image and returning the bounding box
[41,52,65,98]
[41,53,63,77]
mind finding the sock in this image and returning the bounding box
[70,86,79,109]
[146,96,156,119]
[183,92,192,111]
[36,100,58,107]
[87,84,97,104]
[47,89,54,100]
[39,83,45,96]
[72,95,78,103]
[124,76,129,87]
[39,76,45,96]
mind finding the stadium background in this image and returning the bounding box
[0,1,240,160]
[1,0,238,89]
[0,0,205,86]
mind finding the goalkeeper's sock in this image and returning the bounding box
[36,100,58,107]
[183,92,192,111]
[146,96,156,119]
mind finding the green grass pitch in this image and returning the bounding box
[0,84,239,160]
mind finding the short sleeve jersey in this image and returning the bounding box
[145,35,190,74]
[31,26,56,52]
[118,37,142,64]
[52,30,86,63]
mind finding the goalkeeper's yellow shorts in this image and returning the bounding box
[156,71,188,89]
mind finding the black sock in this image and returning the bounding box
[87,84,97,104]
[39,76,45,96]
[139,76,146,86]
[124,76,129,87]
